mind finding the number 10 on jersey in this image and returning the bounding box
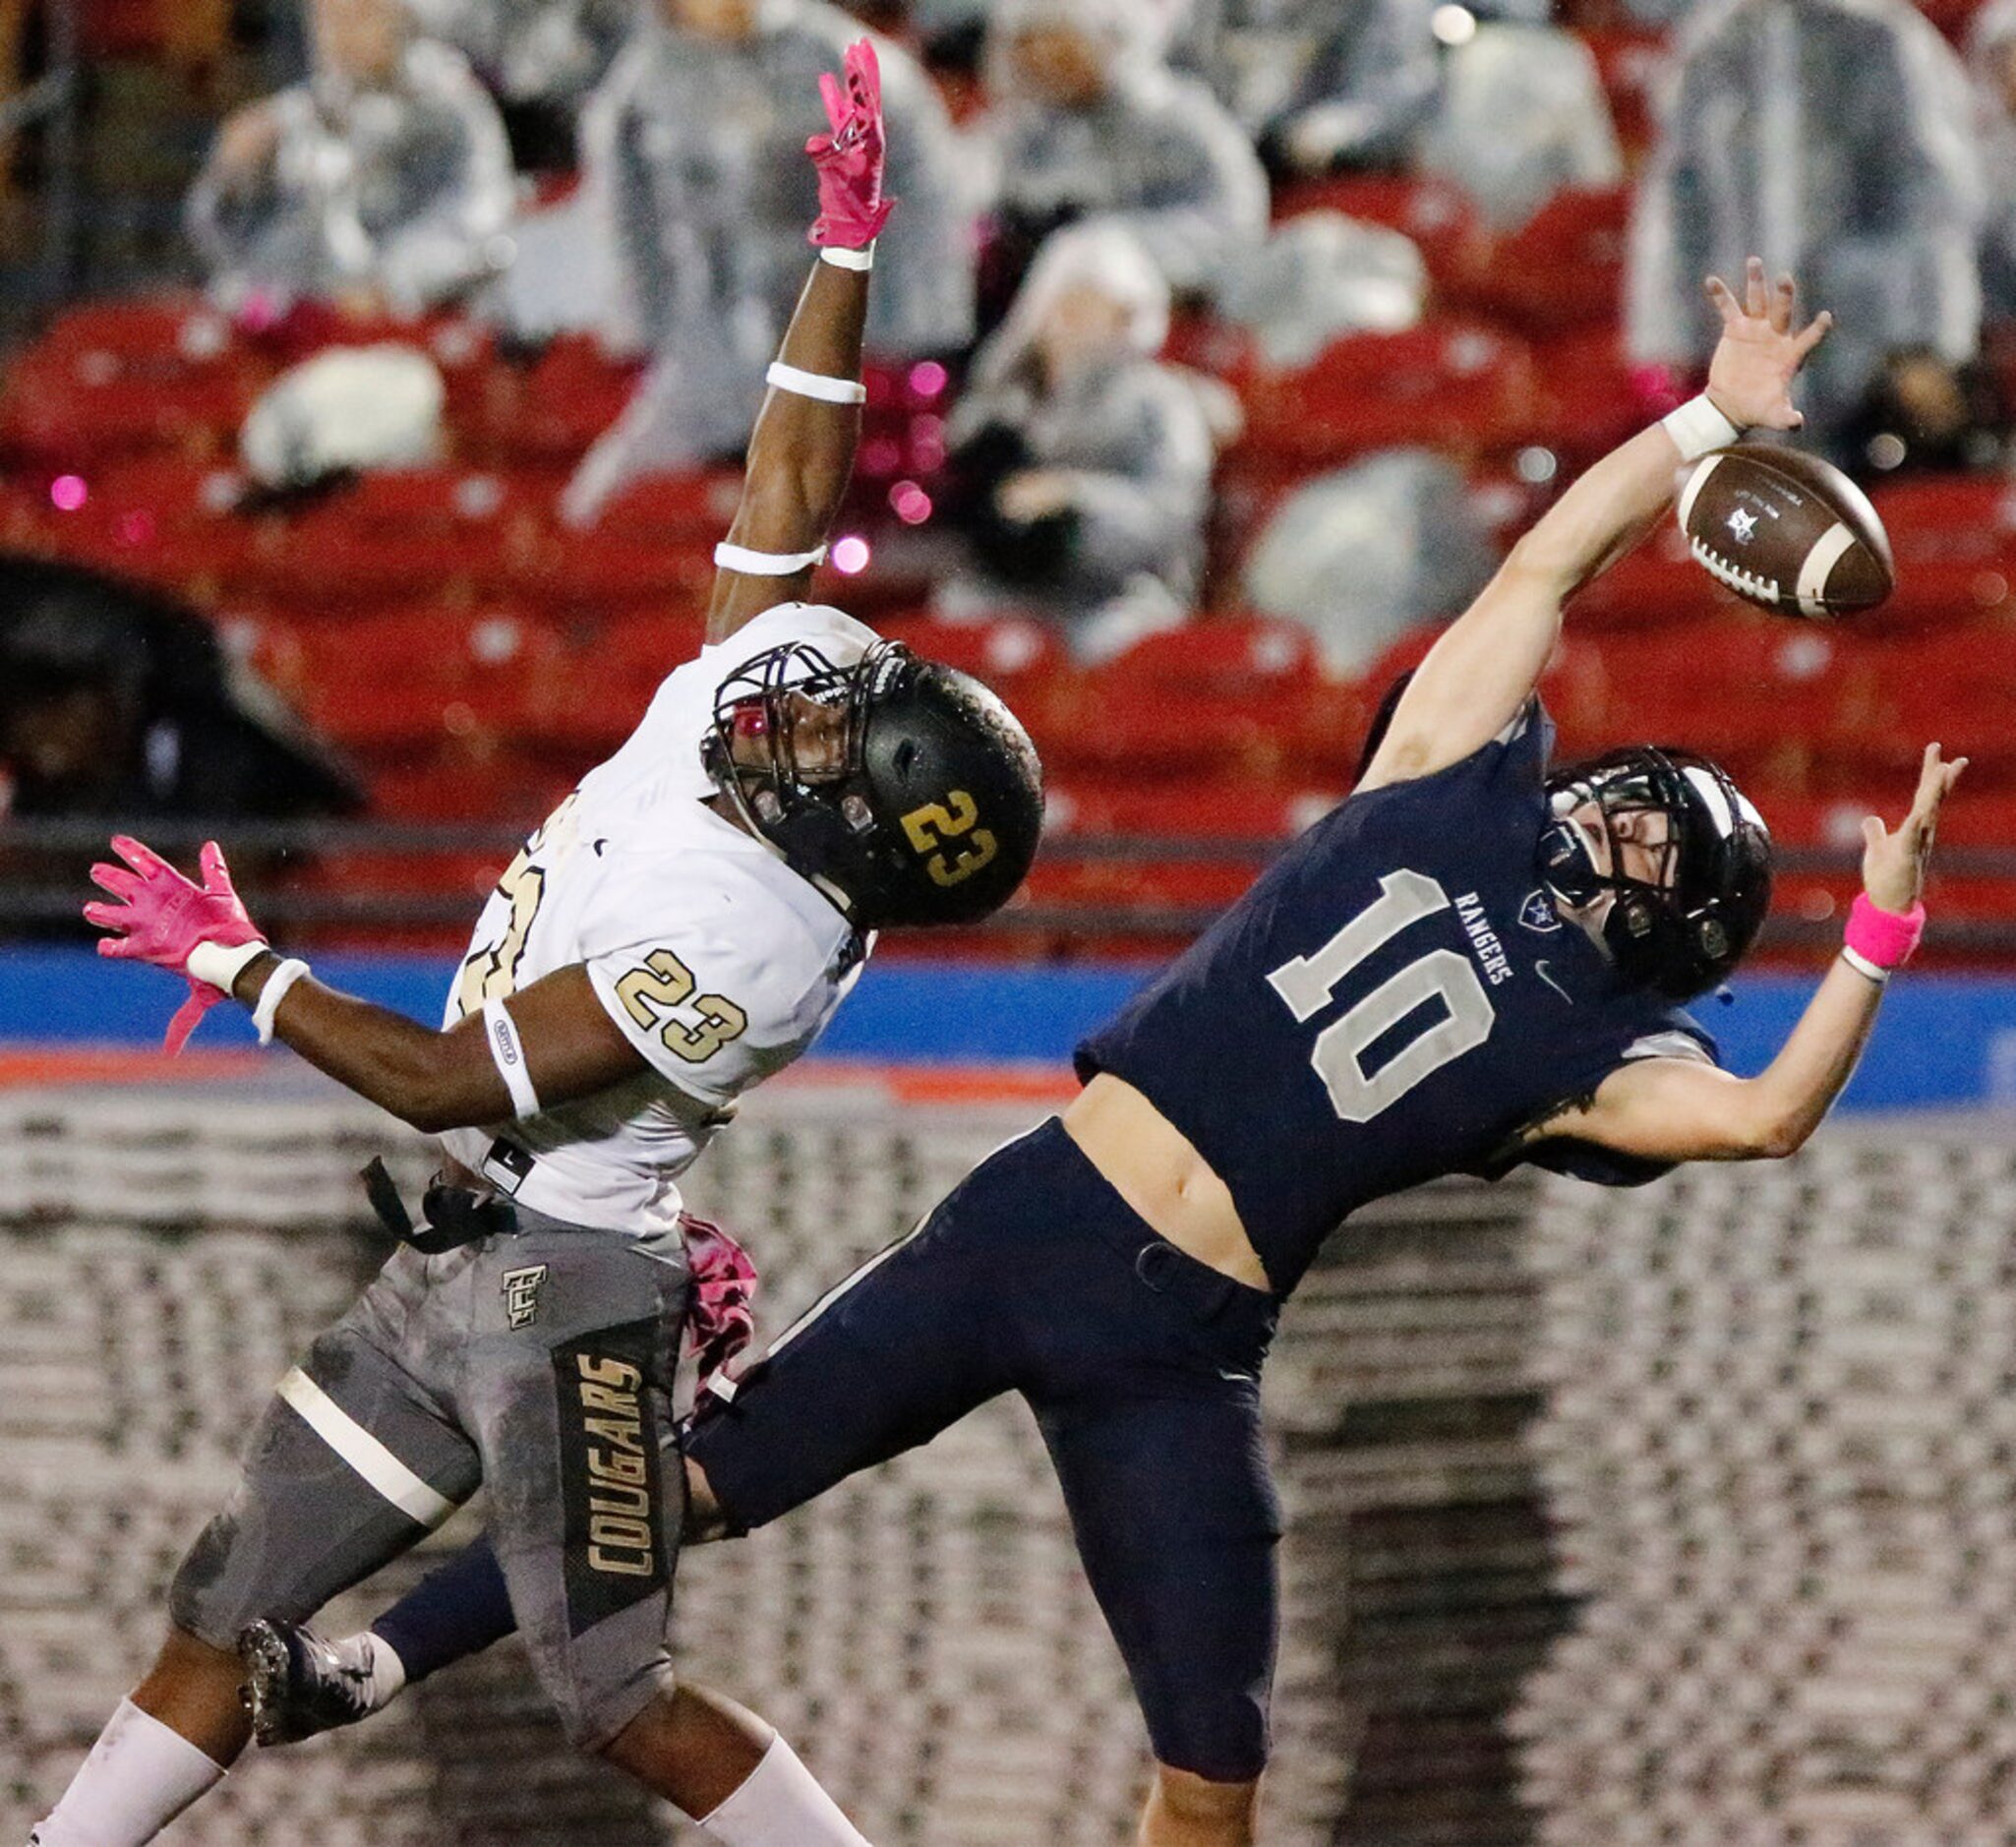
[1267,870,1497,1123]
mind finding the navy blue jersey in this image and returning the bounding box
[1075,703,1715,1296]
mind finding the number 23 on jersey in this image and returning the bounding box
[615,949,748,1065]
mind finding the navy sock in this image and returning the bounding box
[370,1535,517,1684]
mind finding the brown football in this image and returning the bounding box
[1677,443,1895,620]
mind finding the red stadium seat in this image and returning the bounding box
[1210,457,1320,573]
[368,749,579,825]
[1448,186,1631,335]
[0,355,262,466]
[1234,321,1542,465]
[583,468,745,542]
[1357,624,1613,751]
[1868,623,2016,779]
[1043,616,1334,780]
[334,466,552,537]
[1271,174,1486,289]
[1098,614,1323,689]
[539,607,712,752]
[1579,27,1672,160]
[1865,473,2016,626]
[874,612,1070,693]
[465,334,642,463]
[1589,619,1886,778]
[1161,314,1262,387]
[0,294,267,468]
[89,453,251,524]
[274,604,572,751]
[247,516,505,608]
[33,294,232,365]
[1046,774,1337,842]
[504,529,714,616]
[34,507,272,603]
[1527,328,1661,474]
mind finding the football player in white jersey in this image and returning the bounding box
[40,40,1041,1847]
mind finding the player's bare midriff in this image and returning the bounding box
[1062,1073,1274,1294]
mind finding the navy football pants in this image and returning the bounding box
[690,1117,1283,1782]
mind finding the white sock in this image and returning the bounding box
[698,1735,873,1847]
[30,1698,226,1846]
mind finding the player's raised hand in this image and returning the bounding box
[1861,744,1966,915]
[83,837,266,1052]
[1702,257,1833,432]
[805,36,894,251]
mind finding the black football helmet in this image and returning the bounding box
[1538,745,1773,999]
[700,637,1044,929]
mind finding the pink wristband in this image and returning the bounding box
[1844,892,1925,971]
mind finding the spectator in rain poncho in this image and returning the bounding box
[935,220,1216,662]
[186,0,515,318]
[1171,0,1443,178]
[1415,22,1623,230]
[557,0,975,523]
[977,0,1269,306]
[1217,209,1427,368]
[1240,448,1497,677]
[1627,0,1985,455]
[1970,0,2016,324]
[402,0,632,112]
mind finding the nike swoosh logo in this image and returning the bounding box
[1535,961,1572,1004]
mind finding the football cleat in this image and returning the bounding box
[238,1620,380,1746]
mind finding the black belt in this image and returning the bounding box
[361,1152,519,1255]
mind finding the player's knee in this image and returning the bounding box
[1144,1681,1269,1792]
[1147,1762,1262,1838]
[166,1511,253,1650]
[535,1653,676,1756]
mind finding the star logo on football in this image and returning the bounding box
[1726,506,1758,545]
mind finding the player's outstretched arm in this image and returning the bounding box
[83,838,648,1132]
[705,38,890,647]
[1358,260,1830,793]
[1534,745,1964,1163]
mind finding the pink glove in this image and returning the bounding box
[681,1211,759,1394]
[806,37,894,250]
[84,836,265,1054]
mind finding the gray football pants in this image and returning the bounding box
[170,1210,689,1750]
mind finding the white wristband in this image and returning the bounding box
[251,957,311,1044]
[186,937,267,991]
[714,539,828,575]
[1839,945,1891,986]
[482,997,542,1119]
[765,361,866,405]
[1661,393,1743,462]
[818,243,873,271]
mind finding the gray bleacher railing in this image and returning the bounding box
[4,815,2015,948]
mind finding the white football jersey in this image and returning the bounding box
[439,601,880,1234]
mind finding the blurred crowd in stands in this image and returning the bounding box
[4,0,2016,956]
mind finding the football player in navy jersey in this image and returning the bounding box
[244,262,1962,1846]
